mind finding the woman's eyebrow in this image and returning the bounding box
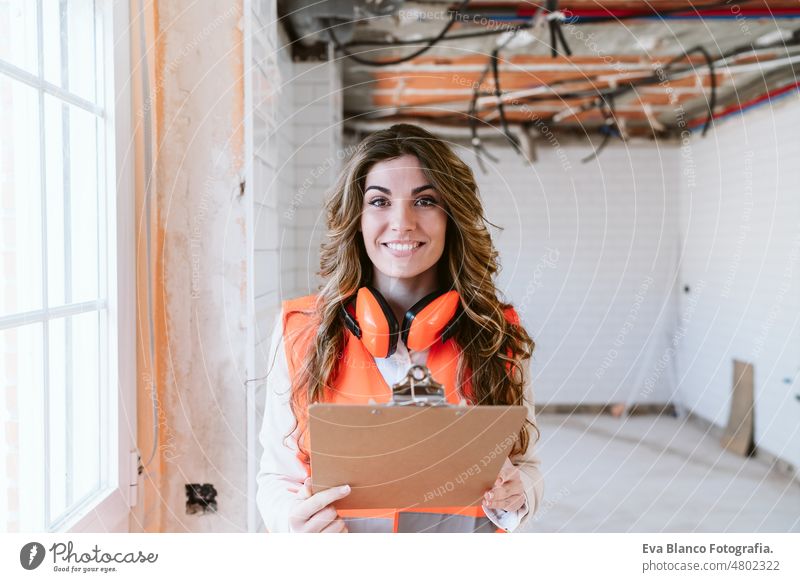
[364,184,435,195]
[364,185,391,195]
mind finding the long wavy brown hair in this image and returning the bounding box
[287,123,538,458]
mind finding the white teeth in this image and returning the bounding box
[385,242,421,251]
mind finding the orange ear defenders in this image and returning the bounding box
[340,286,461,358]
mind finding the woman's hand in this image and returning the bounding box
[483,457,526,512]
[288,477,350,533]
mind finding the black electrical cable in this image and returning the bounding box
[326,0,470,67]
[465,37,795,154]
[704,50,717,136]
[466,19,796,164]
[558,46,728,125]
[342,1,761,49]
[666,45,717,135]
[470,12,797,150]
[581,94,620,163]
[346,24,527,47]
[492,47,523,154]
[581,125,614,163]
[468,87,489,172]
[508,30,799,121]
[546,0,572,58]
[472,29,729,162]
[468,61,487,169]
[555,17,573,56]
[468,28,525,164]
[469,57,501,172]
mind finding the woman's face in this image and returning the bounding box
[360,154,448,282]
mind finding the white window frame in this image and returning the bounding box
[62,0,135,534]
[63,0,135,534]
[0,0,135,533]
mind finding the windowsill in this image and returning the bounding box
[49,486,130,533]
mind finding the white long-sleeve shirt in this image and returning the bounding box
[256,311,544,532]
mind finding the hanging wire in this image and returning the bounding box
[469,72,500,173]
[491,47,524,155]
[666,45,717,135]
[547,0,572,57]
[468,27,525,169]
[581,95,621,163]
[325,0,470,67]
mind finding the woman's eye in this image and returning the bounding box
[368,197,389,208]
[415,196,437,207]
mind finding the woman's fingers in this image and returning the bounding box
[492,457,518,485]
[484,461,525,511]
[296,484,351,521]
[509,494,527,512]
[487,480,523,502]
[496,458,517,482]
[303,505,347,533]
[289,479,351,532]
[305,506,339,527]
[484,493,525,512]
[496,494,526,512]
[484,458,523,507]
[296,477,312,500]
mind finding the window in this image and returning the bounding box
[0,0,133,532]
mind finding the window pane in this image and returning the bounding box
[69,104,100,303]
[42,0,61,84]
[1,323,45,532]
[67,0,98,104]
[48,317,67,519]
[70,310,100,502]
[0,0,39,74]
[43,0,98,104]
[47,311,101,525]
[44,96,100,307]
[44,95,65,307]
[0,75,43,318]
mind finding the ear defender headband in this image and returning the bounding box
[340,286,461,358]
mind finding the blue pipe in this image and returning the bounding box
[468,14,800,23]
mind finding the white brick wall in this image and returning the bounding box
[251,13,294,379]
[248,1,296,532]
[469,138,680,407]
[250,28,343,376]
[676,96,800,469]
[289,58,343,298]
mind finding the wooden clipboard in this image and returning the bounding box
[308,365,527,510]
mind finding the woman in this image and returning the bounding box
[257,123,543,533]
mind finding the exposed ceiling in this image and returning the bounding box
[296,1,800,142]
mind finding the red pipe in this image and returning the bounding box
[686,80,800,129]
[546,8,800,18]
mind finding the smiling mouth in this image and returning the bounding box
[382,242,424,252]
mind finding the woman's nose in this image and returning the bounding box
[390,199,415,231]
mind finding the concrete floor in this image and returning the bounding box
[524,414,800,532]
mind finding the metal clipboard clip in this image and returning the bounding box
[389,364,450,407]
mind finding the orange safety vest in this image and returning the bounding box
[282,294,521,533]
